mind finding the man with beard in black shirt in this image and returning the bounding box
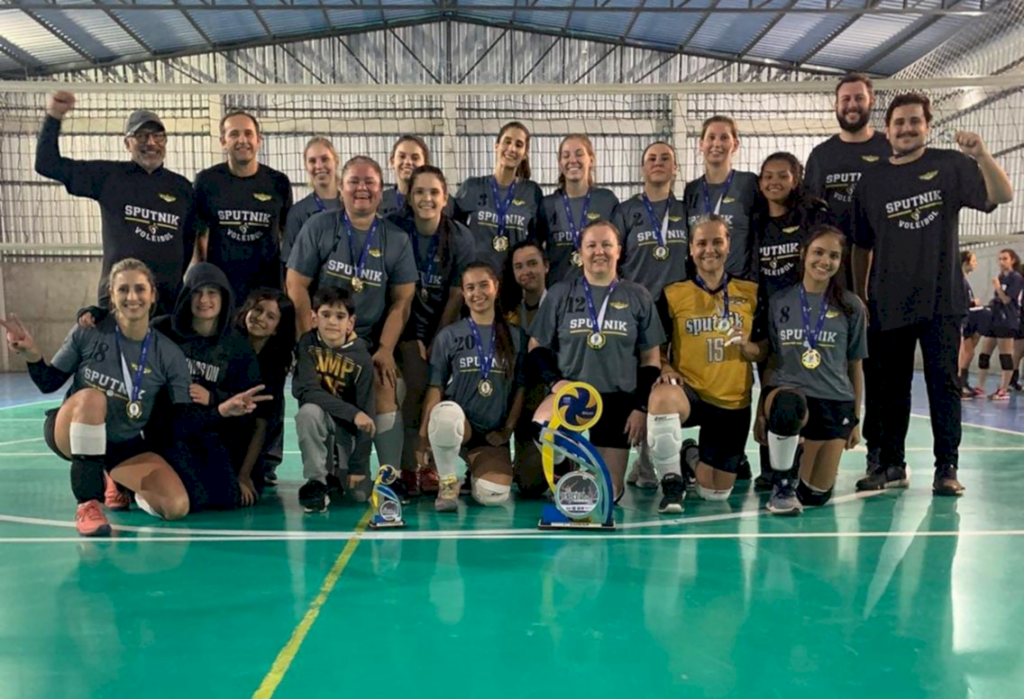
[194,111,292,303]
[35,91,196,316]
[804,74,892,475]
[852,93,1013,497]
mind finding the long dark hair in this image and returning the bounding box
[800,226,856,317]
[463,261,517,376]
[757,152,806,213]
[405,165,457,285]
[235,288,296,372]
[999,248,1022,275]
[501,238,546,317]
[497,121,532,180]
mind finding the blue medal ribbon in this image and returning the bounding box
[489,177,518,242]
[561,189,592,253]
[701,169,736,216]
[798,284,831,352]
[312,192,340,213]
[394,190,405,212]
[641,193,670,250]
[581,276,619,338]
[343,211,379,288]
[692,273,731,326]
[411,232,440,297]
[114,325,153,416]
[466,317,496,384]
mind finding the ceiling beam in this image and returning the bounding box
[18,8,94,61]
[735,1,802,60]
[794,0,886,66]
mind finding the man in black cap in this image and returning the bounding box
[35,90,197,316]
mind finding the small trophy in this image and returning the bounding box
[369,464,405,529]
[538,382,615,530]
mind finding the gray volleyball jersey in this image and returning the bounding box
[611,194,688,300]
[538,188,619,285]
[287,211,417,342]
[282,192,342,262]
[530,277,665,394]
[453,176,543,274]
[682,171,759,279]
[51,318,192,443]
[768,285,868,402]
[429,319,521,433]
[379,187,407,219]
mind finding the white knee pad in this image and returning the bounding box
[696,484,733,502]
[646,414,683,462]
[472,479,510,506]
[428,401,465,448]
[69,422,106,456]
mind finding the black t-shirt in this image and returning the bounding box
[805,132,891,238]
[754,200,836,302]
[852,149,996,331]
[34,116,197,315]
[193,163,293,302]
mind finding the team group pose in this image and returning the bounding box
[3,74,1014,536]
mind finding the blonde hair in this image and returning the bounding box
[557,134,597,191]
[303,136,340,188]
[107,258,158,315]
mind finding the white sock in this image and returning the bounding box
[373,411,403,472]
[767,431,799,475]
[69,422,106,456]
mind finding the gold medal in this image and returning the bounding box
[493,236,509,252]
[653,245,669,260]
[801,348,822,370]
[587,332,606,350]
[716,317,733,333]
[419,287,430,303]
[571,250,582,267]
[478,379,494,397]
[126,400,143,420]
[351,277,364,293]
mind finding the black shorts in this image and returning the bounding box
[43,408,152,469]
[802,397,856,442]
[680,385,751,474]
[962,311,983,338]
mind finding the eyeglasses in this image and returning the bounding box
[132,131,167,145]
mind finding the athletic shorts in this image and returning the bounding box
[43,408,152,469]
[680,385,751,474]
[585,391,637,450]
[980,307,1018,339]
[802,397,856,442]
[962,310,983,338]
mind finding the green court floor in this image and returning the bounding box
[1,396,1022,699]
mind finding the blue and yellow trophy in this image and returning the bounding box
[538,382,615,530]
[370,464,405,529]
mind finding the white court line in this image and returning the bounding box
[0,437,43,447]
[0,529,1022,544]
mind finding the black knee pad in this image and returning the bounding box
[978,353,991,370]
[1000,353,1014,371]
[767,389,807,437]
[797,480,834,507]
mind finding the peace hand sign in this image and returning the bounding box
[218,385,272,418]
[0,314,41,362]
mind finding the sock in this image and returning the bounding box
[373,411,404,473]
[431,442,461,480]
[69,422,106,456]
[70,458,106,503]
[767,431,799,482]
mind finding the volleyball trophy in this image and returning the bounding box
[538,382,615,530]
[369,464,405,529]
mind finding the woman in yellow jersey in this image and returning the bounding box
[646,215,765,514]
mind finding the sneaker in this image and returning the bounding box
[75,500,112,537]
[299,479,330,513]
[767,480,803,516]
[960,386,974,400]
[856,464,910,491]
[326,473,344,502]
[933,465,965,497]
[419,468,440,495]
[401,468,421,498]
[626,453,659,490]
[753,473,774,492]
[681,439,699,492]
[657,473,685,514]
[103,472,130,511]
[991,389,1011,401]
[434,475,460,513]
[264,470,278,487]
[972,386,985,397]
[865,446,882,476]
[734,455,752,481]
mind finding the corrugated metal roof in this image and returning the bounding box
[0,1,1003,77]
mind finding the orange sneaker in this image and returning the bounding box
[104,472,130,511]
[76,500,112,537]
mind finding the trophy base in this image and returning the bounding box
[368,516,406,529]
[537,504,614,530]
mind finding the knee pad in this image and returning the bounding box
[696,483,732,501]
[646,414,683,462]
[472,479,510,506]
[978,353,991,370]
[797,480,834,507]
[428,401,465,449]
[1000,353,1014,371]
[767,389,807,437]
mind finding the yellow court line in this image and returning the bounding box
[252,507,373,698]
